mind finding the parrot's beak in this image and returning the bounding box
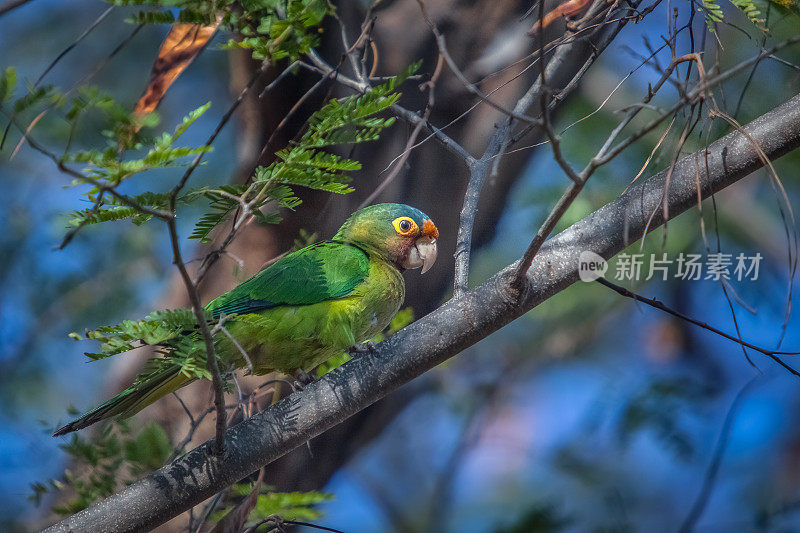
[403,219,438,273]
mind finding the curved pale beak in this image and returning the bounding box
[402,219,438,274]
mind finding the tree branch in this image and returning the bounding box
[595,278,800,369]
[0,0,33,17]
[44,91,800,533]
[456,0,644,296]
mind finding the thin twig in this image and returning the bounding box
[35,6,115,88]
[452,0,591,296]
[359,53,445,208]
[415,0,538,124]
[247,516,347,533]
[477,0,640,294]
[301,54,476,165]
[164,216,227,455]
[513,49,725,288]
[256,63,337,163]
[190,63,300,286]
[217,323,254,374]
[174,60,271,195]
[6,23,144,155]
[678,376,765,533]
[160,59,278,453]
[595,277,800,372]
[512,180,585,290]
[390,103,476,164]
[5,118,170,219]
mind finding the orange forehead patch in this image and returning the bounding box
[422,219,439,239]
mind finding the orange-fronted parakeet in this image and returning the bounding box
[54,203,438,436]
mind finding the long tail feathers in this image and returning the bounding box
[53,365,190,436]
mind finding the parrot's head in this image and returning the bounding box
[336,203,439,273]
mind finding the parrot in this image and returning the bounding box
[53,203,438,436]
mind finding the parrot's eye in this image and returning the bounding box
[392,216,418,236]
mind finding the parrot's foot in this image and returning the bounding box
[349,341,377,355]
[292,369,316,390]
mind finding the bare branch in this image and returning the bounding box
[453,122,514,297]
[511,42,779,288]
[458,0,646,296]
[359,53,445,208]
[595,278,800,368]
[164,217,227,456]
[414,0,538,124]
[301,54,476,165]
[6,122,170,220]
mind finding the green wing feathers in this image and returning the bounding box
[205,242,370,318]
[55,242,371,436]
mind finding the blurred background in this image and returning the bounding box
[1,0,800,531]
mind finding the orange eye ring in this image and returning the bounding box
[392,216,418,236]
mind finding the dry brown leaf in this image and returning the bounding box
[527,0,592,35]
[132,17,222,127]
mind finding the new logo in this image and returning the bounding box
[578,250,607,282]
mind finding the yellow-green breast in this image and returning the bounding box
[219,256,404,374]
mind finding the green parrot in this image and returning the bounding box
[53,203,438,436]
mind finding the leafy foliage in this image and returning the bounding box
[218,484,334,524]
[70,308,215,380]
[249,490,333,522]
[226,0,330,61]
[186,183,299,242]
[189,62,419,243]
[68,192,171,227]
[71,308,199,358]
[700,0,799,31]
[109,0,332,62]
[0,78,213,229]
[64,102,212,191]
[30,421,171,515]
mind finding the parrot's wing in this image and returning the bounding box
[205,241,370,318]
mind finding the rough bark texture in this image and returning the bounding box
[44,90,800,533]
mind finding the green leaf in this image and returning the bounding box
[123,423,171,472]
[77,308,201,360]
[249,490,334,521]
[67,192,171,228]
[173,101,211,141]
[0,66,17,103]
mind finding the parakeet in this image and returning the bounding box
[53,203,438,436]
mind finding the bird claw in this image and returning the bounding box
[349,341,377,355]
[292,369,315,391]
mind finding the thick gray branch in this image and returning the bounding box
[46,92,800,533]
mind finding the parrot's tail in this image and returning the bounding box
[53,364,191,436]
